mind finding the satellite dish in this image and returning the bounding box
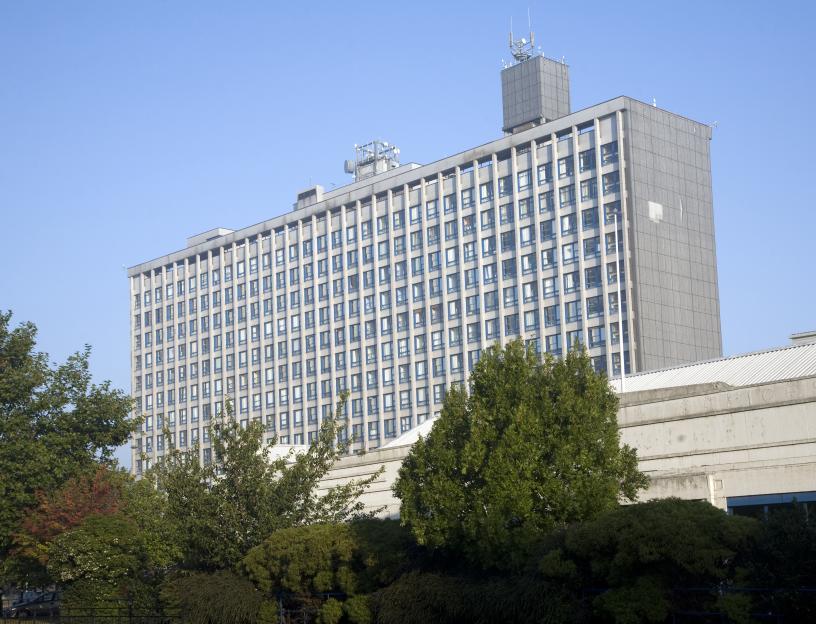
[521,37,526,44]
[343,160,355,174]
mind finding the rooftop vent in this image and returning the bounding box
[790,330,816,345]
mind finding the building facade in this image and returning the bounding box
[128,55,721,473]
[323,338,816,518]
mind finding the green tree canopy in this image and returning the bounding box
[0,311,133,580]
[47,512,169,614]
[393,340,647,569]
[241,519,413,624]
[160,570,265,624]
[537,499,759,623]
[151,394,382,572]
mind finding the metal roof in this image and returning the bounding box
[384,341,816,450]
[610,341,816,394]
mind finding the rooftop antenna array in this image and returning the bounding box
[509,10,535,63]
[343,139,401,182]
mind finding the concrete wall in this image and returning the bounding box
[320,375,816,515]
[622,99,722,371]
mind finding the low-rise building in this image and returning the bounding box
[319,335,816,518]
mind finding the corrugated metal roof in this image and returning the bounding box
[610,341,816,393]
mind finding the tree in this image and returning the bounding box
[371,570,579,624]
[743,504,816,620]
[9,465,127,585]
[160,570,265,624]
[241,520,413,624]
[152,394,382,572]
[47,513,168,615]
[0,311,134,581]
[536,499,758,623]
[393,340,647,569]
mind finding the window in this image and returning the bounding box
[484,290,498,311]
[559,185,576,208]
[600,141,618,165]
[544,305,560,327]
[479,181,493,203]
[498,175,512,197]
[579,148,595,172]
[445,247,458,266]
[481,236,496,257]
[524,310,539,330]
[563,271,579,294]
[462,214,475,234]
[482,263,497,285]
[446,273,460,293]
[521,252,536,274]
[503,286,517,307]
[499,203,514,224]
[517,168,531,190]
[583,236,601,259]
[582,207,599,230]
[537,162,552,185]
[604,201,622,224]
[461,187,474,208]
[444,219,458,241]
[465,268,478,288]
[522,281,538,303]
[504,313,519,335]
[443,193,456,214]
[543,277,558,297]
[540,219,555,241]
[539,190,554,213]
[562,242,578,264]
[589,325,606,348]
[480,208,495,230]
[580,178,597,201]
[558,155,574,179]
[606,230,624,254]
[393,209,405,230]
[608,290,627,315]
[610,321,629,344]
[603,171,620,195]
[501,258,516,279]
[500,231,515,252]
[426,199,438,219]
[586,295,604,318]
[463,241,476,262]
[566,329,584,351]
[561,214,578,236]
[607,260,624,285]
[518,197,533,219]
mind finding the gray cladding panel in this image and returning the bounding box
[623,99,722,371]
[501,56,570,132]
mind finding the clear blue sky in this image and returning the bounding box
[2,1,814,466]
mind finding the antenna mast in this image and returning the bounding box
[509,13,535,63]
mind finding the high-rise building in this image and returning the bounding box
[128,48,721,473]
